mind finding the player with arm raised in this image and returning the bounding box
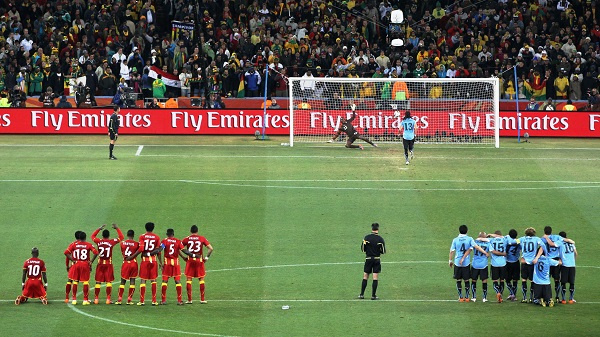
[15,247,48,305]
[399,111,416,165]
[182,225,213,304]
[449,225,489,302]
[64,231,82,303]
[91,224,124,304]
[327,104,378,149]
[116,229,139,305]
[126,222,161,306]
[559,231,577,304]
[64,231,98,305]
[156,228,195,305]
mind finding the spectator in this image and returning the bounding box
[56,96,72,108]
[539,98,557,111]
[563,99,577,111]
[244,67,261,97]
[526,98,540,111]
[179,68,192,97]
[152,75,166,98]
[554,72,570,99]
[268,98,281,109]
[39,87,56,107]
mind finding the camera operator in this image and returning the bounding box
[39,87,57,107]
[10,85,26,108]
[79,86,96,108]
[589,88,600,111]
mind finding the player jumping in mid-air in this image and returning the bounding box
[327,104,377,149]
[399,111,416,165]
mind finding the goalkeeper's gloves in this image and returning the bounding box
[327,139,334,143]
[350,103,356,111]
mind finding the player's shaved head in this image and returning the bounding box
[102,229,110,238]
[127,229,135,238]
[371,223,379,231]
[508,229,517,239]
[166,228,174,237]
[190,225,198,233]
[145,222,155,232]
[544,226,552,235]
[459,225,468,234]
[525,227,536,237]
[478,232,486,238]
[31,247,39,257]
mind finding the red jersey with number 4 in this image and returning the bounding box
[161,237,185,265]
[137,233,161,262]
[64,241,98,262]
[92,228,124,264]
[24,258,46,280]
[120,239,140,261]
[182,234,210,257]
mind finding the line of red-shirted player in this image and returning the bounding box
[15,222,213,306]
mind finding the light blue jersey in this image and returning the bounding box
[472,240,490,269]
[506,236,521,263]
[544,234,563,259]
[519,236,545,264]
[400,118,416,140]
[450,235,478,267]
[489,237,508,267]
[533,255,559,285]
[560,241,577,267]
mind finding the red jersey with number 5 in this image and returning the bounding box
[64,241,98,262]
[24,258,46,280]
[182,234,210,257]
[161,237,185,264]
[137,233,161,262]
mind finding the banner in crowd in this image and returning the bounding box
[148,66,181,88]
[1,109,599,138]
[171,21,195,42]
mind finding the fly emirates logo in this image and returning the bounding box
[29,110,151,131]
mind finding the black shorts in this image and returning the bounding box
[364,258,381,274]
[560,267,576,284]
[506,261,520,281]
[491,266,506,280]
[454,266,470,280]
[550,258,561,280]
[533,283,552,301]
[402,138,415,151]
[520,263,534,281]
[471,266,488,281]
[109,132,118,141]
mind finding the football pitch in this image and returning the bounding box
[1,135,599,336]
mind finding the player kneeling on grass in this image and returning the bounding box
[327,103,377,150]
[182,225,213,304]
[155,228,196,305]
[91,224,124,304]
[532,246,562,307]
[116,229,140,305]
[16,247,48,305]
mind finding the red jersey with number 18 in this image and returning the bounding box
[64,241,98,282]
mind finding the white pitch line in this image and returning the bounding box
[138,154,600,161]
[135,145,144,156]
[2,179,599,184]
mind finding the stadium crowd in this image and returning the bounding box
[1,0,600,108]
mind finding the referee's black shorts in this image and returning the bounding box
[402,138,414,151]
[109,132,118,141]
[364,257,381,274]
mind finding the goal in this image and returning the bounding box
[288,77,500,148]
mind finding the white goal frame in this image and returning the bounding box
[288,77,500,148]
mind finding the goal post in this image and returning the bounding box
[288,77,500,148]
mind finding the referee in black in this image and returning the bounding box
[359,223,386,300]
[108,106,120,160]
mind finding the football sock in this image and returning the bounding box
[186,280,193,301]
[482,283,488,299]
[464,281,470,298]
[372,280,378,297]
[360,279,368,296]
[521,281,527,299]
[500,281,505,294]
[493,281,500,294]
[554,281,560,299]
[456,281,463,298]
[404,153,409,162]
[109,144,114,156]
[140,283,146,303]
[569,285,575,300]
[128,285,135,300]
[151,282,157,303]
[161,282,168,302]
[530,283,535,300]
[176,283,182,302]
[65,282,72,299]
[72,282,78,300]
[83,282,89,301]
[471,282,477,298]
[106,283,112,300]
[512,281,518,295]
[561,283,567,300]
[95,284,101,299]
[118,285,125,300]
[200,280,206,301]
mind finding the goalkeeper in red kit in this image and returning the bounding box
[15,247,48,305]
[327,103,378,149]
[156,228,195,305]
[91,223,124,304]
[182,225,213,304]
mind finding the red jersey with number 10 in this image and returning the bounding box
[24,258,46,280]
[64,241,98,262]
[137,233,161,262]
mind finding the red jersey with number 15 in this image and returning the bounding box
[137,233,161,262]
[182,234,210,257]
[64,241,98,262]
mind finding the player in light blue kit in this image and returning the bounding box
[489,231,511,303]
[559,231,578,304]
[505,229,521,301]
[532,247,561,307]
[471,232,491,302]
[449,225,489,302]
[399,111,416,165]
[518,227,549,303]
[542,226,564,302]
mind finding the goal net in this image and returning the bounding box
[288,77,499,148]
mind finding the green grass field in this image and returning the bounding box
[1,135,599,336]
